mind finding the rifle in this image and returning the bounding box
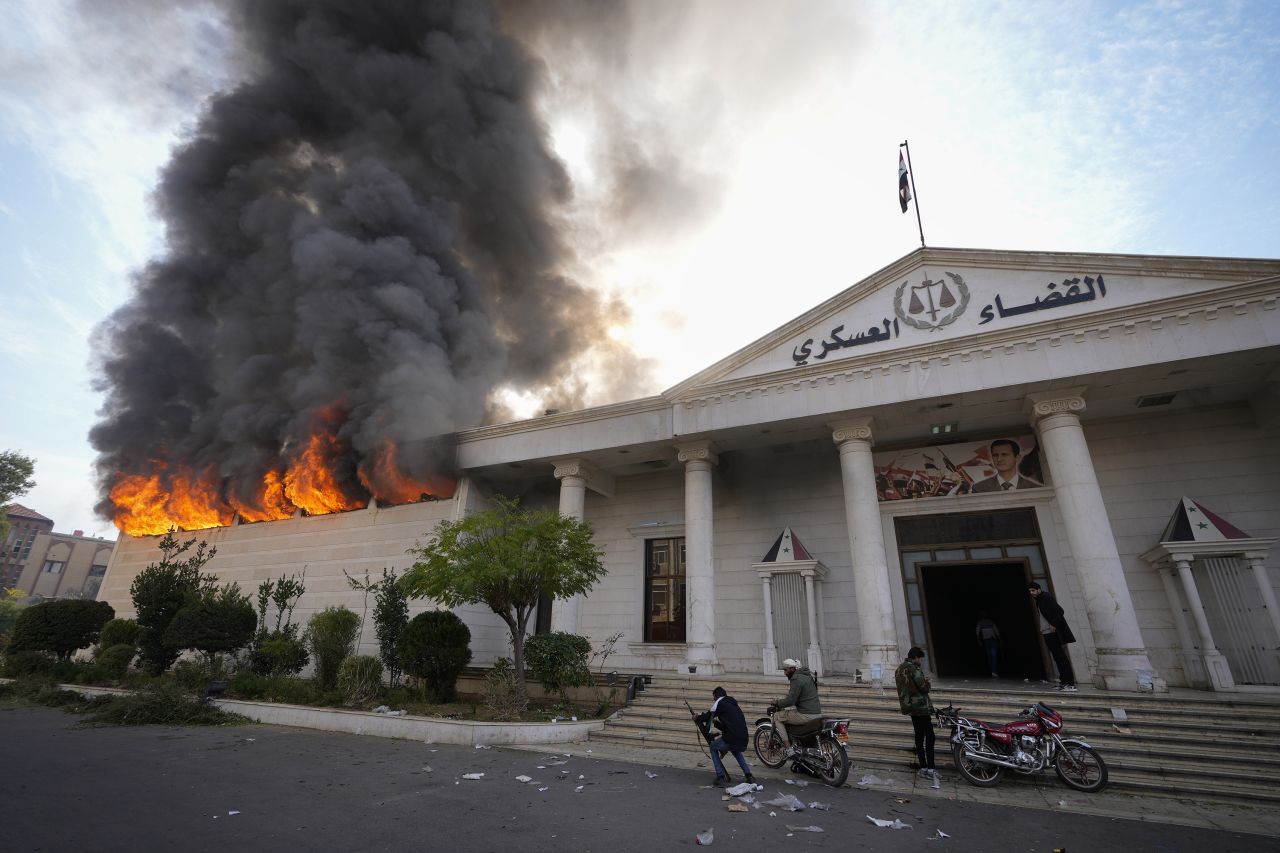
[684,699,715,746]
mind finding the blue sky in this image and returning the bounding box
[1,0,1278,539]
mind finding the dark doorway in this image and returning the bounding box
[920,562,1046,680]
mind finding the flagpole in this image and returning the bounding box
[900,140,926,248]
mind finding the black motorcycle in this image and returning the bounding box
[752,707,851,787]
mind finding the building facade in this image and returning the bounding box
[2,505,55,590]
[98,248,1280,692]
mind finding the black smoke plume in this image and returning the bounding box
[90,0,636,521]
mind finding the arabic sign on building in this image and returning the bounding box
[791,271,1110,367]
[871,435,1045,501]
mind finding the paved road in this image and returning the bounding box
[1,706,1270,852]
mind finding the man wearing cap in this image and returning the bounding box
[771,658,821,757]
[695,686,754,787]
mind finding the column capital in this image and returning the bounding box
[830,416,875,446]
[1026,387,1088,423]
[550,457,614,497]
[675,440,719,466]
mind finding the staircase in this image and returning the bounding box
[590,673,1280,805]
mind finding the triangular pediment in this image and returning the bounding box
[664,247,1280,398]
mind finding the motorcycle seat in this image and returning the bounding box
[785,717,825,738]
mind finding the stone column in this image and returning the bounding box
[549,459,614,635]
[803,573,823,676]
[1244,549,1280,646]
[1029,389,1164,691]
[1157,564,1208,687]
[676,440,721,674]
[831,417,899,677]
[1172,554,1235,690]
[761,576,777,674]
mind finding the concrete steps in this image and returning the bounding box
[590,674,1280,805]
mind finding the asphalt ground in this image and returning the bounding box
[1,705,1272,853]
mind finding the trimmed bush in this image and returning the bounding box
[400,610,471,702]
[306,607,361,691]
[96,643,136,681]
[165,586,257,669]
[97,619,141,650]
[8,600,114,660]
[337,655,384,705]
[249,631,309,678]
[130,533,217,675]
[524,632,592,705]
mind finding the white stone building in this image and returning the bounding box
[98,247,1280,693]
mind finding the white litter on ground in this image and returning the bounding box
[515,775,533,783]
[807,801,831,811]
[574,785,585,793]
[474,744,490,750]
[932,829,951,839]
[857,774,892,787]
[725,782,756,797]
[866,815,913,830]
[228,811,241,816]
[695,827,714,845]
[763,794,806,812]
[785,825,824,833]
[784,779,810,788]
[645,771,659,779]
[461,773,485,780]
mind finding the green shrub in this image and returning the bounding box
[98,619,141,650]
[2,649,55,677]
[337,655,384,705]
[164,585,257,670]
[173,659,219,695]
[400,610,471,702]
[95,644,136,681]
[306,607,361,690]
[524,631,592,705]
[373,569,409,688]
[229,668,269,700]
[249,631,309,678]
[9,600,115,660]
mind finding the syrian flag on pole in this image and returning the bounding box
[899,150,912,213]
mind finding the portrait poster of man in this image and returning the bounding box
[872,436,1045,501]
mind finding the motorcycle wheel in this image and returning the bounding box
[816,736,851,788]
[753,724,788,769]
[951,741,1005,787]
[1054,743,1108,793]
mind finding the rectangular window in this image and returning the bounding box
[643,537,686,643]
[89,564,108,577]
[42,560,65,574]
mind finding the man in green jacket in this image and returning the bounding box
[772,658,821,756]
[895,646,936,780]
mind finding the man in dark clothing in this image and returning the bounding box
[895,646,936,780]
[1028,581,1078,691]
[695,686,754,787]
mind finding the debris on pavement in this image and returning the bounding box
[695,828,714,845]
[474,744,490,750]
[763,794,806,812]
[725,782,756,797]
[931,829,951,839]
[645,771,659,779]
[866,815,913,830]
[727,803,749,813]
[806,801,831,811]
[461,773,485,780]
[227,811,241,816]
[894,797,910,804]
[785,825,824,833]
[857,774,893,787]
[784,779,810,787]
[515,775,533,783]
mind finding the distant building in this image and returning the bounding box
[3,505,115,600]
[1,504,54,589]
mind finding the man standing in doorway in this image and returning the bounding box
[1028,581,1078,691]
[771,658,821,757]
[972,439,1043,492]
[975,611,1001,677]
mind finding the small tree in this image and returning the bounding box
[249,571,308,677]
[165,584,258,671]
[373,569,409,687]
[0,449,37,543]
[402,496,605,702]
[97,618,141,651]
[400,610,471,702]
[9,599,114,660]
[306,606,360,691]
[129,533,217,674]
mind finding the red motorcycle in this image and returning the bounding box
[936,702,1108,792]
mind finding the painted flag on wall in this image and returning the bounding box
[899,150,912,213]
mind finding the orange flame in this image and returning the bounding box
[358,442,457,505]
[283,429,366,515]
[228,469,296,523]
[110,466,234,537]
